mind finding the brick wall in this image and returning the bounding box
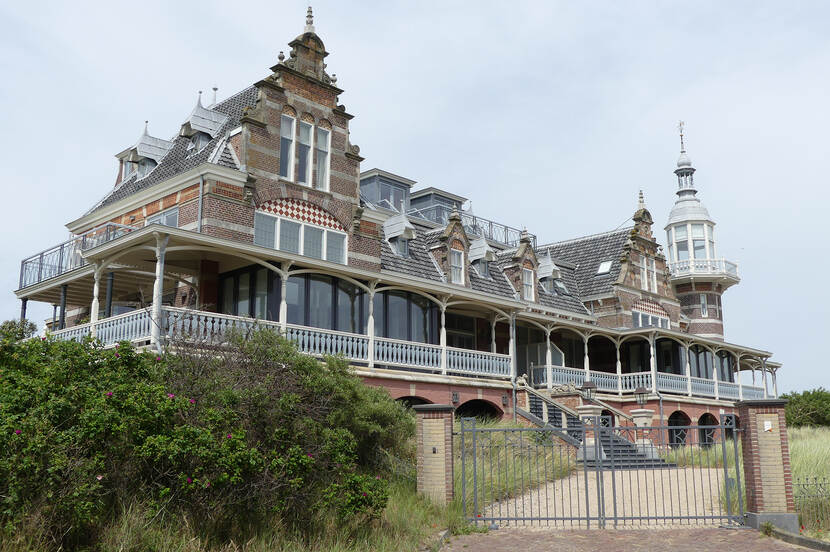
[414,405,454,505]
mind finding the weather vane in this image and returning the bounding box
[678,120,686,152]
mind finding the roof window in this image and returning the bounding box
[597,260,613,275]
[187,131,211,155]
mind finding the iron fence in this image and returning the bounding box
[794,477,830,533]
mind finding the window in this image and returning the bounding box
[122,160,135,179]
[675,225,689,261]
[137,158,157,179]
[297,121,312,185]
[450,249,463,284]
[380,182,406,212]
[279,115,295,179]
[474,259,490,278]
[307,274,333,329]
[390,237,409,257]
[522,268,534,300]
[553,278,569,294]
[648,258,657,292]
[187,132,211,155]
[253,212,347,264]
[315,127,330,191]
[707,225,716,259]
[700,294,708,318]
[254,268,268,319]
[632,310,669,329]
[692,224,706,259]
[146,207,178,228]
[597,260,612,274]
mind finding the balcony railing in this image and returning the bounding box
[668,258,739,279]
[531,365,765,401]
[407,204,536,248]
[19,222,139,289]
[49,307,511,380]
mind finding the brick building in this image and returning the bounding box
[15,9,781,433]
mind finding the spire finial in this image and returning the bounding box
[143,120,149,135]
[197,90,203,107]
[678,120,686,153]
[212,87,218,105]
[305,6,315,33]
[638,189,645,209]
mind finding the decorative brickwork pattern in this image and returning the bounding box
[259,198,344,231]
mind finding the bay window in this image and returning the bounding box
[674,225,689,261]
[692,224,706,259]
[279,115,295,179]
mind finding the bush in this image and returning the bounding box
[783,388,830,427]
[0,324,414,549]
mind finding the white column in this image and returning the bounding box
[150,233,169,353]
[737,355,744,400]
[761,359,769,399]
[649,334,657,393]
[508,314,516,382]
[545,329,553,390]
[615,341,622,396]
[490,316,497,353]
[367,286,375,369]
[712,352,720,400]
[90,265,101,339]
[439,305,447,376]
[772,369,779,398]
[685,345,693,397]
[279,263,291,332]
[751,366,756,385]
[583,335,590,381]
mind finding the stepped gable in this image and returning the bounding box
[539,227,631,298]
[88,86,258,214]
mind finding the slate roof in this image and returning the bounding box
[468,259,517,299]
[87,86,257,214]
[538,227,632,298]
[380,224,444,282]
[537,264,590,315]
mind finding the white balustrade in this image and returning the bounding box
[620,371,653,392]
[549,366,586,386]
[588,370,618,392]
[655,372,689,394]
[446,347,511,378]
[690,376,717,398]
[51,322,92,342]
[668,258,739,279]
[742,385,765,400]
[95,309,153,345]
[718,381,741,400]
[285,324,368,361]
[374,337,442,370]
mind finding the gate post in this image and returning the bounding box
[735,399,798,533]
[414,404,454,505]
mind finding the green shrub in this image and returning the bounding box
[783,388,830,427]
[0,325,414,549]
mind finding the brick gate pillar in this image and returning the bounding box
[736,399,798,533]
[414,404,454,505]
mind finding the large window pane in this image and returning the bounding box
[450,250,463,284]
[221,277,234,314]
[308,275,333,329]
[693,239,706,259]
[304,226,324,259]
[386,291,408,340]
[373,292,385,337]
[315,127,329,191]
[675,225,687,240]
[336,281,362,334]
[677,240,689,261]
[326,232,345,264]
[410,294,429,343]
[279,115,294,179]
[297,121,312,185]
[286,275,305,325]
[254,213,276,248]
[254,268,268,319]
[279,220,300,253]
[691,224,705,239]
[237,272,250,317]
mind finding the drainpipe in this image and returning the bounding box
[196,175,205,233]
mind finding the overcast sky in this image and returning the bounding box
[1,1,827,393]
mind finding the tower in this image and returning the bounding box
[664,123,739,340]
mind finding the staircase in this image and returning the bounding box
[523,387,676,470]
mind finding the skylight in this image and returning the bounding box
[597,261,613,275]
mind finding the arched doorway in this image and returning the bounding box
[668,410,691,447]
[698,413,718,447]
[455,399,503,420]
[395,396,432,408]
[600,409,615,427]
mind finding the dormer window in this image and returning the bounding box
[450,249,464,284]
[597,260,613,275]
[474,259,490,278]
[187,132,211,155]
[390,236,409,257]
[522,268,534,300]
[540,276,568,294]
[122,160,135,179]
[137,158,157,179]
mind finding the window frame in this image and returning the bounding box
[253,211,348,264]
[522,268,534,301]
[449,249,464,284]
[700,293,708,318]
[597,260,613,275]
[314,126,331,192]
[279,114,296,181]
[297,120,313,186]
[145,206,179,228]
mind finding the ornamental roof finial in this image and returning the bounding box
[305,6,315,33]
[143,120,149,136]
[678,120,686,153]
[638,189,645,209]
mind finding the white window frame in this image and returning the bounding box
[145,206,179,228]
[648,258,657,292]
[314,126,331,192]
[700,293,708,318]
[522,268,534,301]
[279,115,296,181]
[297,120,313,186]
[253,211,347,264]
[449,249,464,284]
[597,260,612,274]
[122,160,135,180]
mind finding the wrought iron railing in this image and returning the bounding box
[407,204,536,248]
[794,477,830,534]
[668,258,739,279]
[18,222,139,289]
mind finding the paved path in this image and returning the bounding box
[442,528,811,551]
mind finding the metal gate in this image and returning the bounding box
[458,415,744,528]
